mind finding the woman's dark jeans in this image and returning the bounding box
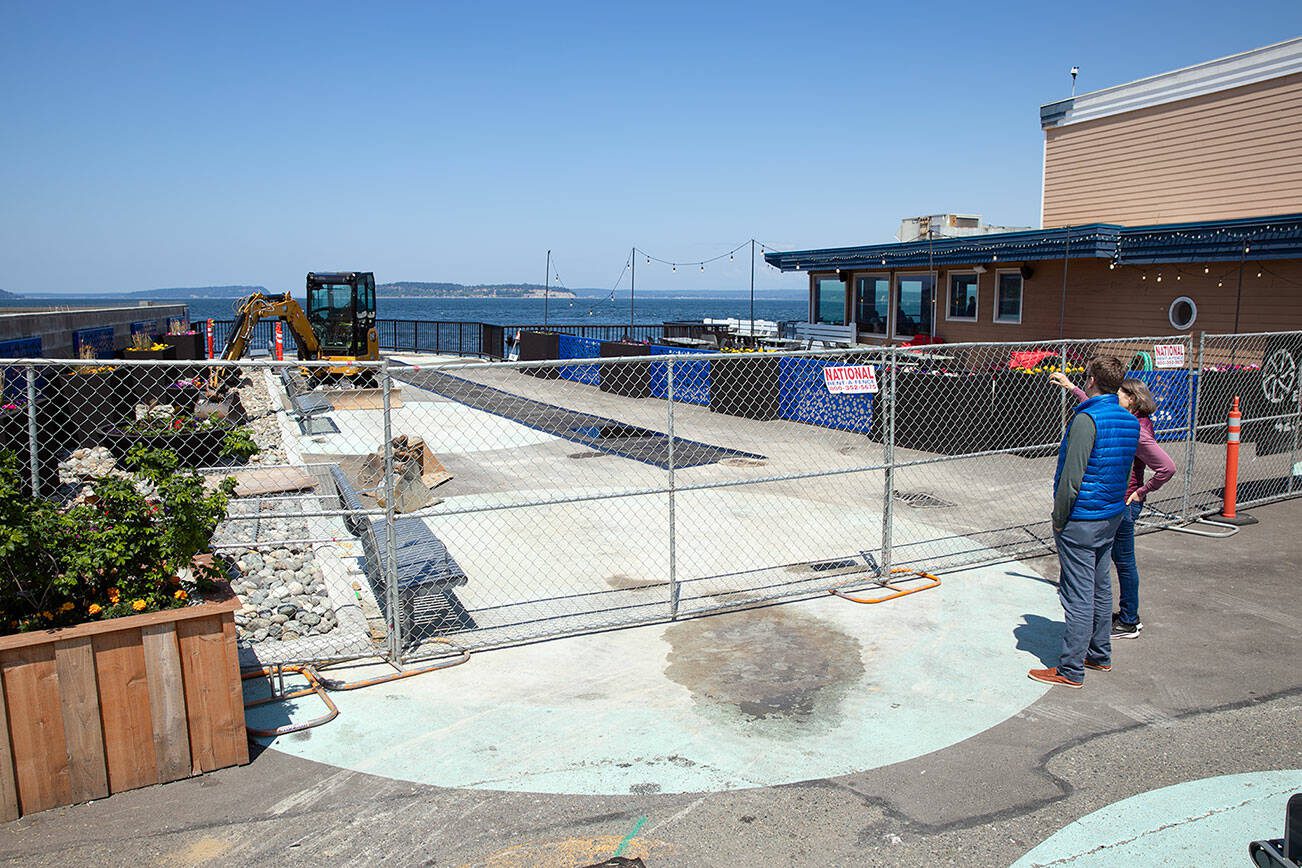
[1112,501,1145,624]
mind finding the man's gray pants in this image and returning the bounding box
[1053,514,1124,683]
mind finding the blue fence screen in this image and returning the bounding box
[778,356,875,434]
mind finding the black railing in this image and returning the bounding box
[203,319,675,360]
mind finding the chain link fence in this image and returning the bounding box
[5,330,1299,667]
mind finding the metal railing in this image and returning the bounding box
[203,318,671,361]
[4,330,1299,668]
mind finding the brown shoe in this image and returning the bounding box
[1084,659,1112,672]
[1028,667,1083,688]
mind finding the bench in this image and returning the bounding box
[793,322,856,348]
[329,466,474,643]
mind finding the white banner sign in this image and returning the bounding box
[1154,343,1186,369]
[823,364,879,394]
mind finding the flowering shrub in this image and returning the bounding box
[0,449,235,634]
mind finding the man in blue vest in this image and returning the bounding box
[1030,354,1140,688]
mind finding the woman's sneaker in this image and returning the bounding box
[1111,616,1142,639]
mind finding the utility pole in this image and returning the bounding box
[629,246,636,338]
[749,239,756,341]
[543,249,550,329]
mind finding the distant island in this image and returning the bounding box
[125,282,577,300]
[128,285,268,299]
[378,282,576,299]
[0,289,17,299]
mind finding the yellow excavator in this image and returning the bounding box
[216,271,379,386]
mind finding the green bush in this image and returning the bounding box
[0,449,235,634]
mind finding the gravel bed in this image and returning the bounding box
[234,370,288,465]
[228,546,338,642]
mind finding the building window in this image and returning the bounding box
[814,276,846,325]
[855,274,890,335]
[894,273,934,338]
[1168,296,1197,330]
[995,271,1023,324]
[946,272,979,321]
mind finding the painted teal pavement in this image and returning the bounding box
[247,561,1059,795]
[1012,769,1302,867]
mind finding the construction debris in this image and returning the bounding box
[358,435,452,513]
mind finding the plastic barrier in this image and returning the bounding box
[649,345,711,406]
[555,334,602,385]
[778,356,875,435]
[1132,369,1192,443]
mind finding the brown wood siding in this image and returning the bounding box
[913,258,1302,343]
[1043,73,1302,227]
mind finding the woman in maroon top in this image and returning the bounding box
[1050,373,1176,639]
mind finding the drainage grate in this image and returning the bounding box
[893,490,956,509]
[809,558,859,572]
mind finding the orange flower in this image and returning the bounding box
[41,610,53,620]
[88,603,103,616]
[59,602,75,613]
[107,587,120,604]
[131,599,147,612]
[173,589,188,601]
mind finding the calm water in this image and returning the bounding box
[4,295,807,326]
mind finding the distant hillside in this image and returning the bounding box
[0,289,17,299]
[379,282,576,299]
[128,285,267,299]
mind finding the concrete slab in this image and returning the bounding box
[247,559,1056,794]
[1011,769,1302,866]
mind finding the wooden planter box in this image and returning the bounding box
[160,333,206,361]
[890,373,995,455]
[0,401,60,494]
[710,356,780,420]
[57,369,129,448]
[0,586,247,820]
[599,341,652,399]
[97,422,231,467]
[517,331,560,379]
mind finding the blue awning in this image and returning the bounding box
[764,213,1302,272]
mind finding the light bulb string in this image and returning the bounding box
[632,238,782,271]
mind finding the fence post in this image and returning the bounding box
[1182,333,1205,520]
[25,364,40,498]
[381,361,403,662]
[667,357,679,618]
[880,347,896,575]
[1290,347,1302,496]
[1059,340,1069,438]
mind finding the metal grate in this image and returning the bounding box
[893,490,957,509]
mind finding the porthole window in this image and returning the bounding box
[1168,296,1197,330]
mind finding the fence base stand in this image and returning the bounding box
[1136,510,1244,538]
[1215,512,1258,526]
[314,640,470,691]
[830,568,941,604]
[242,664,340,737]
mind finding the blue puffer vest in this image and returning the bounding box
[1054,393,1140,521]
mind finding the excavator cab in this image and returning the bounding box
[306,272,378,365]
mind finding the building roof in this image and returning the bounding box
[1041,37,1302,128]
[763,213,1302,273]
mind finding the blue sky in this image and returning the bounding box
[3,2,1299,295]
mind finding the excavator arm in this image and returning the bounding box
[210,293,321,390]
[221,293,321,362]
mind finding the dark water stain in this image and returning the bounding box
[663,607,865,727]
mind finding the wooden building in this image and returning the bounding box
[768,38,1302,344]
